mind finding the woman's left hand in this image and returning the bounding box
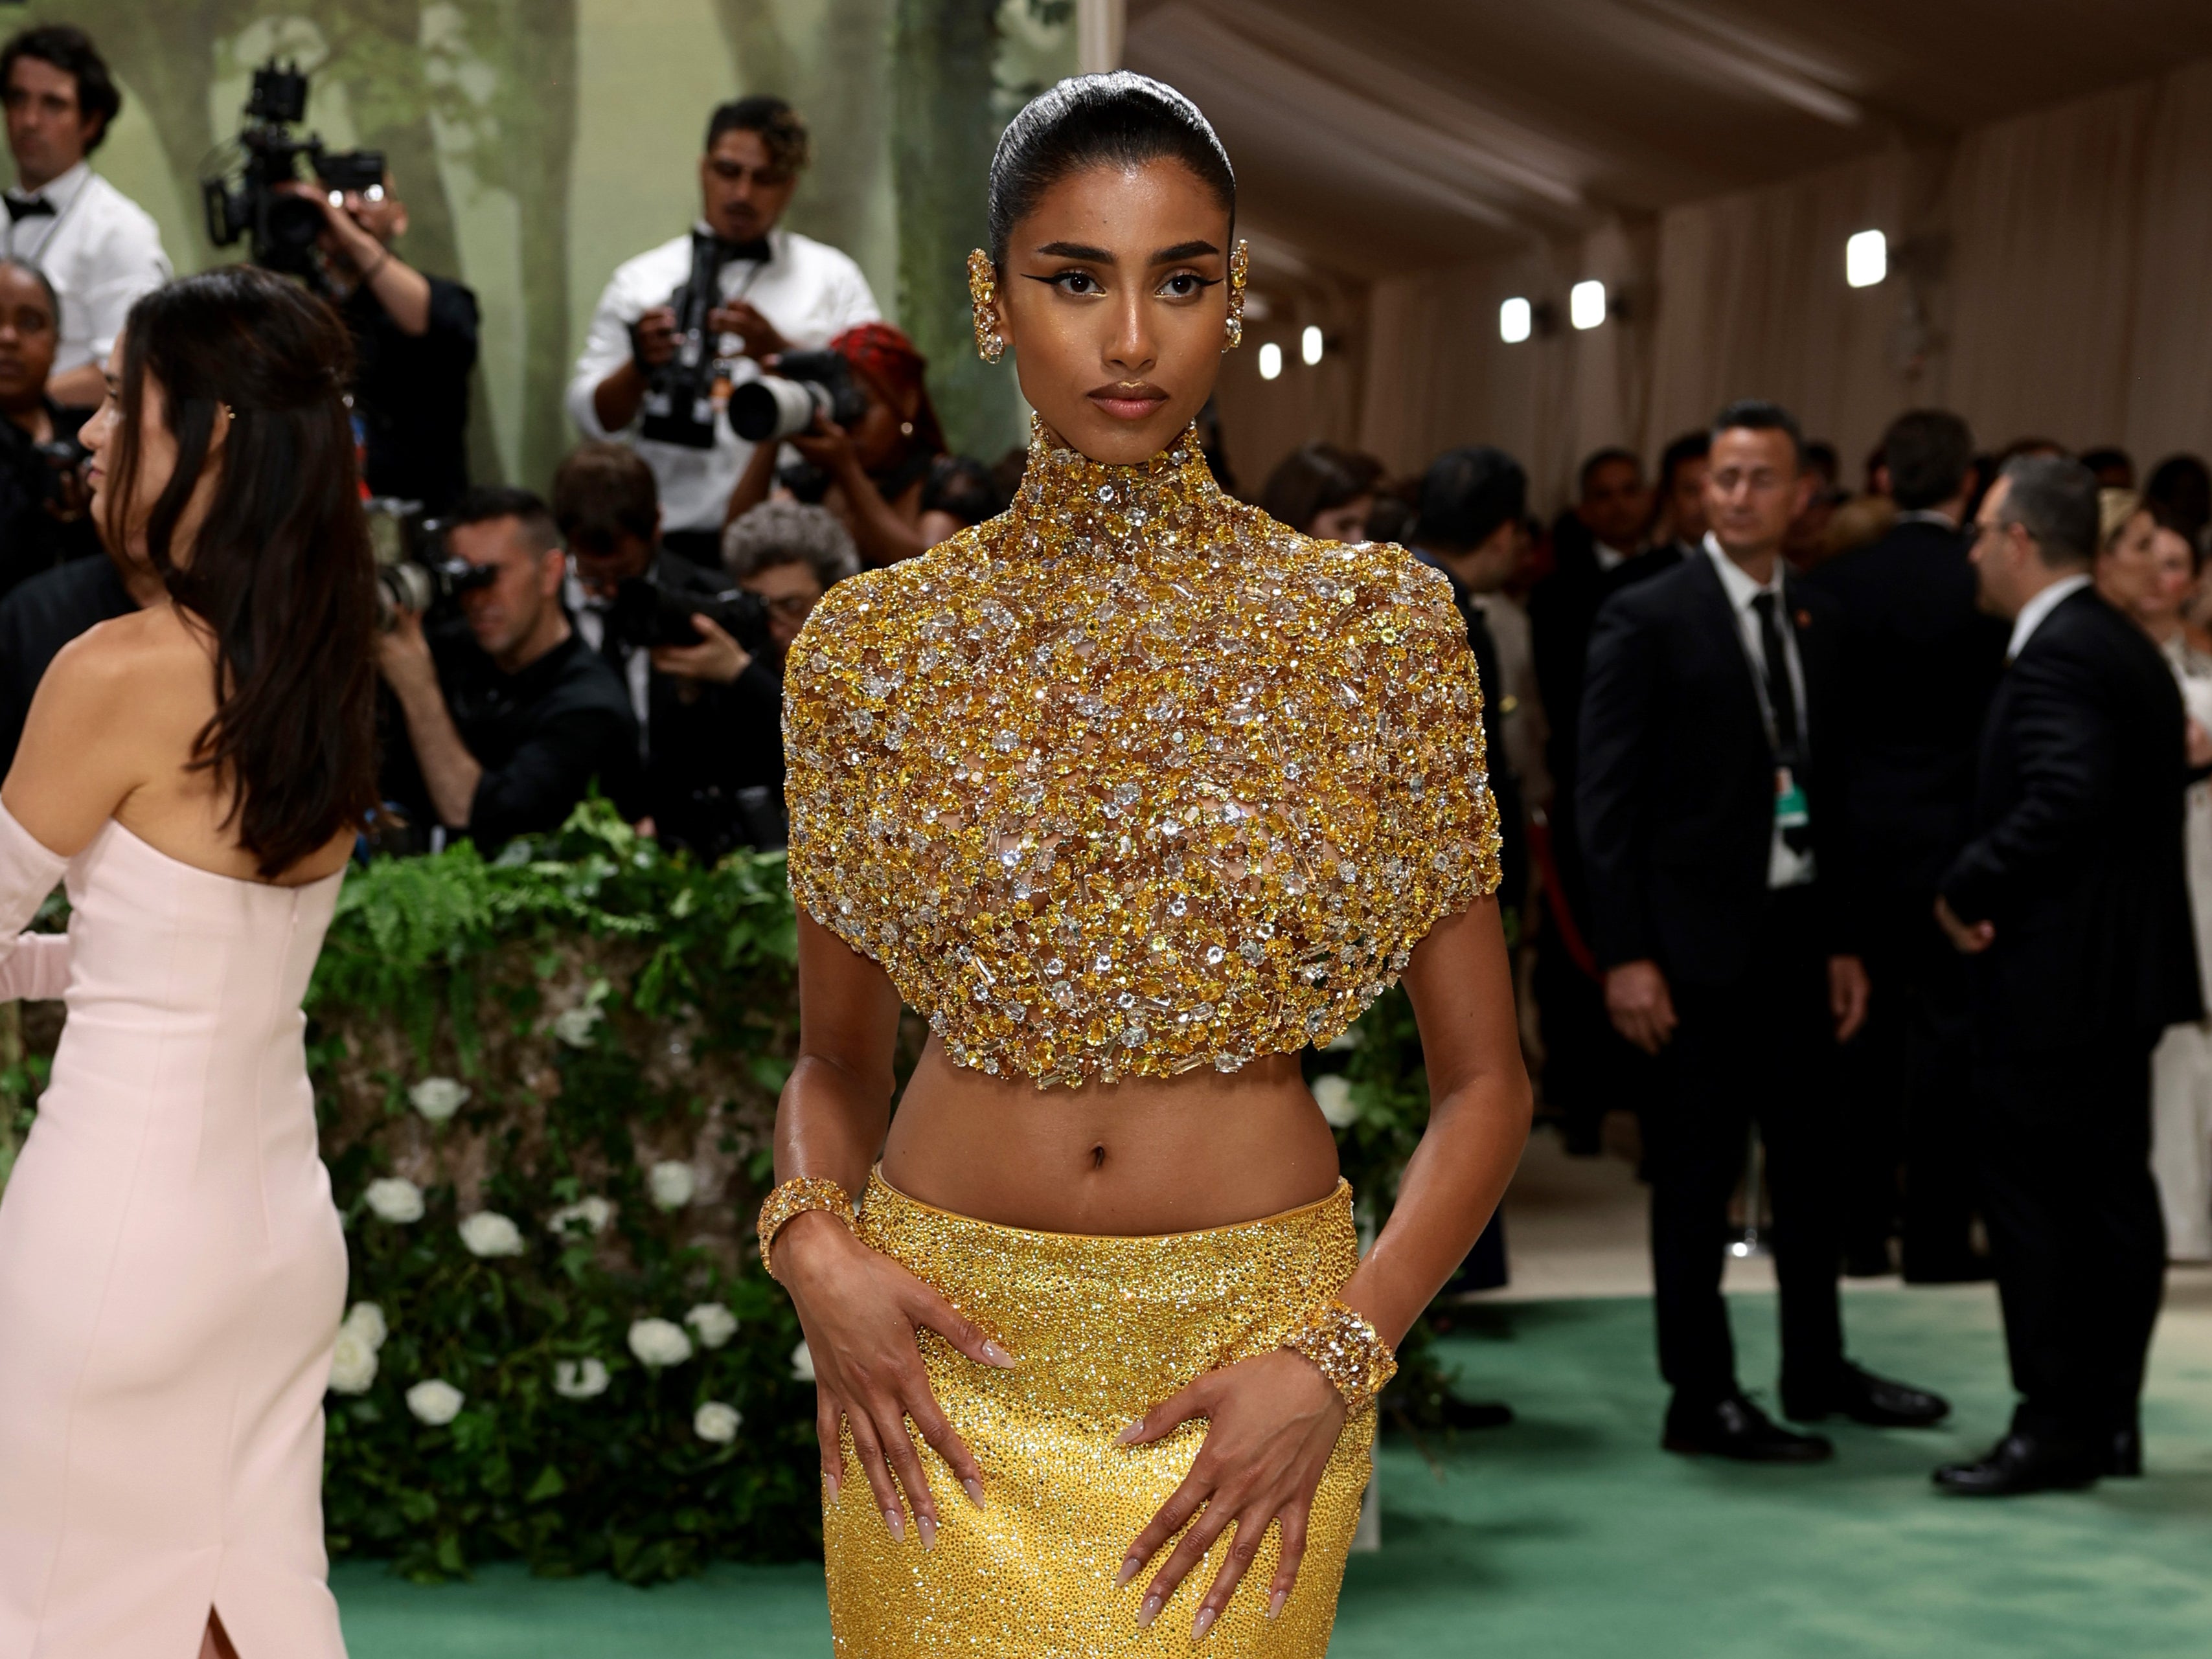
[1115,1349,1347,1640]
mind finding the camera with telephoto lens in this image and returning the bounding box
[366,497,495,631]
[604,572,771,655]
[725,348,870,444]
[200,59,387,280]
[639,230,764,451]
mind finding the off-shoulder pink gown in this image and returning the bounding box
[0,804,348,1658]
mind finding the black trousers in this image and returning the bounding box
[1647,890,1845,1404]
[1974,1039,2165,1443]
[1534,921,1654,1154]
[1844,889,1981,1271]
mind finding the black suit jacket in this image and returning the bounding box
[1939,585,2200,1052]
[1809,517,2008,894]
[1577,550,1854,985]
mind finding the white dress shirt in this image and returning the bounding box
[2005,571,2093,661]
[3,161,172,377]
[566,225,880,534]
[1704,534,1814,888]
[564,573,654,751]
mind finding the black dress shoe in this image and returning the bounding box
[1664,1394,1834,1462]
[2108,1427,2143,1477]
[1933,1432,2099,1496]
[1782,1362,1950,1428]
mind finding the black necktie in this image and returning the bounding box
[5,196,53,223]
[1750,591,1801,762]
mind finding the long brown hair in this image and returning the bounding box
[102,267,377,877]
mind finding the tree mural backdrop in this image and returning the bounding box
[16,0,1077,488]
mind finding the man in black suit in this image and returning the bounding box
[1932,455,2202,1496]
[1580,400,1948,1460]
[1812,411,2009,1280]
[1531,448,1655,1155]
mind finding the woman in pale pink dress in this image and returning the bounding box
[0,267,378,1658]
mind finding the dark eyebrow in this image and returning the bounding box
[1034,240,1114,262]
[1152,240,1220,263]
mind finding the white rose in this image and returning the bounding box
[553,1357,610,1399]
[342,1302,389,1351]
[685,1303,738,1349]
[459,1211,526,1258]
[646,1161,698,1211]
[327,1327,379,1395]
[628,1317,694,1368]
[547,1196,615,1237]
[790,1339,815,1382]
[407,1076,471,1123]
[406,1378,464,1425]
[693,1401,742,1444]
[364,1177,425,1224]
[1311,1074,1361,1129]
[553,1006,602,1048]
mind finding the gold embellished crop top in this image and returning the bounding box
[782,420,1501,1088]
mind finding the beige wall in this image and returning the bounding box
[1352,54,2212,512]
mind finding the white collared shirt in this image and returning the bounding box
[1895,508,1960,530]
[1704,534,1814,888]
[1594,540,1630,572]
[3,161,172,377]
[2005,571,2093,662]
[563,572,654,751]
[566,225,880,534]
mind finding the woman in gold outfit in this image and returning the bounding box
[758,72,1533,1656]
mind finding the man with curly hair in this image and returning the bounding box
[568,95,880,569]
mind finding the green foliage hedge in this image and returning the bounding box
[0,802,1447,1585]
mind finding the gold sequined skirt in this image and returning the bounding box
[824,1169,1374,1658]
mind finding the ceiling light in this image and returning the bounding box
[1570,280,1606,331]
[1258,341,1283,381]
[1499,297,1532,344]
[1301,324,1323,366]
[1846,229,1886,288]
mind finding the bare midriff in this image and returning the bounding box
[880,1039,1341,1237]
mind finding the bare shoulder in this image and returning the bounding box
[47,606,212,703]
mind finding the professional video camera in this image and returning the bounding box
[366,497,494,631]
[604,570,771,655]
[200,59,387,278]
[725,348,870,444]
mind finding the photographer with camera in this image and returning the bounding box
[553,440,783,855]
[722,321,948,567]
[376,486,636,853]
[0,258,97,598]
[566,95,879,568]
[1,25,170,409]
[275,168,479,512]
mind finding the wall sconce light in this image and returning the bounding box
[1570,279,1607,331]
[1846,229,1887,288]
[1500,297,1532,344]
[1301,324,1323,366]
[1258,341,1283,381]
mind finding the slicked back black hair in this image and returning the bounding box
[1711,398,1805,470]
[986,72,1233,267]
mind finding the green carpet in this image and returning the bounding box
[334,1287,2212,1658]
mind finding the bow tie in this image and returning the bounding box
[720,236,771,264]
[5,196,54,223]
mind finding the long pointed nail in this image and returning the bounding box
[1136,1594,1162,1629]
[824,1469,840,1502]
[964,1478,986,1511]
[917,1514,937,1552]
[1114,1419,1145,1446]
[1192,1606,1218,1642]
[884,1508,904,1541]
[1267,1588,1287,1621]
[1115,1557,1142,1588]
[981,1341,1018,1368]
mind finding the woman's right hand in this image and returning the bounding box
[776,1208,1017,1546]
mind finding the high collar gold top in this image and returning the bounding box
[782,420,1500,1089]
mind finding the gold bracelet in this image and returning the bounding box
[755,1176,856,1282]
[1284,1299,1398,1412]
